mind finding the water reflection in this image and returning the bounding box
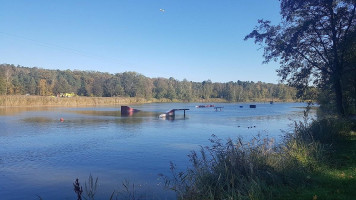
[0,106,56,116]
[0,103,310,200]
[73,110,120,116]
[22,117,54,123]
[71,108,189,123]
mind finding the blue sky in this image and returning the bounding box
[0,0,281,83]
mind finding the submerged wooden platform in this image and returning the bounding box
[167,109,190,118]
[159,108,190,119]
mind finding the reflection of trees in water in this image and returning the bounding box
[73,110,158,118]
[116,116,145,125]
[72,110,120,116]
[20,113,157,129]
[72,110,163,125]
[121,111,158,118]
[0,107,57,116]
[22,117,53,123]
[235,110,310,122]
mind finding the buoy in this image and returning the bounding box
[60,118,64,122]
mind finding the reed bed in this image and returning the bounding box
[0,95,154,107]
[0,95,231,107]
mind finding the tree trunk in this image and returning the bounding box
[334,77,345,116]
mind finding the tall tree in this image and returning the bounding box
[245,0,356,116]
[78,76,89,96]
[53,76,71,94]
[0,75,5,94]
[27,77,37,95]
[202,80,213,99]
[4,66,13,95]
[38,79,47,96]
[104,75,123,97]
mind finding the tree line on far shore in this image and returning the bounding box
[0,64,303,102]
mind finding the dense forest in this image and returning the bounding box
[0,64,299,102]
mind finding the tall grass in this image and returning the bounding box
[163,135,280,200]
[163,104,355,200]
[0,95,153,107]
[70,175,168,200]
[0,95,230,107]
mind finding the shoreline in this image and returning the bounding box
[0,95,299,107]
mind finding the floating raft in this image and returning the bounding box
[249,105,256,108]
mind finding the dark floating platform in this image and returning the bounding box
[121,106,140,116]
[249,105,256,108]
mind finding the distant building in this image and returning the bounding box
[57,92,75,97]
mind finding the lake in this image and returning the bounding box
[0,102,310,200]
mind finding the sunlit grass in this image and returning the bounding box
[0,95,153,107]
[161,106,356,200]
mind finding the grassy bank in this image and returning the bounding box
[279,137,356,200]
[163,111,356,200]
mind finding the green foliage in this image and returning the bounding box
[245,0,356,116]
[0,64,299,102]
[0,74,6,95]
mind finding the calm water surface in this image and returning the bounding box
[0,102,309,199]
